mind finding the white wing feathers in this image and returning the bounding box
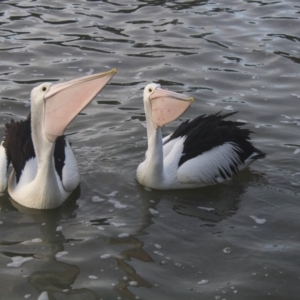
[177,142,243,185]
[163,136,182,159]
[0,142,9,192]
[61,140,80,192]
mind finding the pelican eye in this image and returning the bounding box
[148,88,153,93]
[41,86,47,92]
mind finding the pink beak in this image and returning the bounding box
[44,68,117,142]
[149,87,194,128]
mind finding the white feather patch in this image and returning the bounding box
[0,142,8,192]
[177,142,242,185]
[243,152,261,169]
[163,136,181,158]
[17,157,38,187]
[162,134,172,144]
[62,141,80,192]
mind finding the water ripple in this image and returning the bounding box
[0,1,300,299]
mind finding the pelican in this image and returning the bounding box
[137,83,266,189]
[0,68,117,209]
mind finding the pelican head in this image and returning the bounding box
[143,83,194,129]
[30,68,117,142]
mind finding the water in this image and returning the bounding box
[0,0,300,299]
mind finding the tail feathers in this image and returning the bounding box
[249,151,266,160]
[241,151,266,170]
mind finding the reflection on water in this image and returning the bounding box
[0,0,300,299]
[0,186,149,300]
[0,167,262,299]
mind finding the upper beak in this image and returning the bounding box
[149,87,194,128]
[44,68,117,142]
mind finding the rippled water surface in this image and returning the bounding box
[0,0,300,299]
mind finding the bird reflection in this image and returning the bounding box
[137,169,265,223]
[23,190,83,295]
[112,236,152,299]
[0,187,100,299]
[0,168,263,300]
[0,174,155,300]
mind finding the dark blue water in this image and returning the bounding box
[0,1,300,299]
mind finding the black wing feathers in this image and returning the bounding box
[3,118,35,183]
[164,112,265,167]
[54,136,66,181]
[2,115,66,183]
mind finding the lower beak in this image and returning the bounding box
[150,87,194,128]
[44,68,117,142]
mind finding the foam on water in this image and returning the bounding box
[92,196,106,202]
[197,280,209,285]
[250,215,267,225]
[149,208,159,215]
[106,191,118,197]
[21,238,42,245]
[55,251,68,259]
[110,222,126,228]
[108,199,127,209]
[118,233,129,238]
[56,226,63,232]
[37,292,49,300]
[100,254,111,259]
[197,206,215,212]
[7,256,33,268]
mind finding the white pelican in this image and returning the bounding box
[137,83,266,189]
[0,68,117,209]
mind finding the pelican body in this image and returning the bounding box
[137,83,265,189]
[0,69,117,209]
